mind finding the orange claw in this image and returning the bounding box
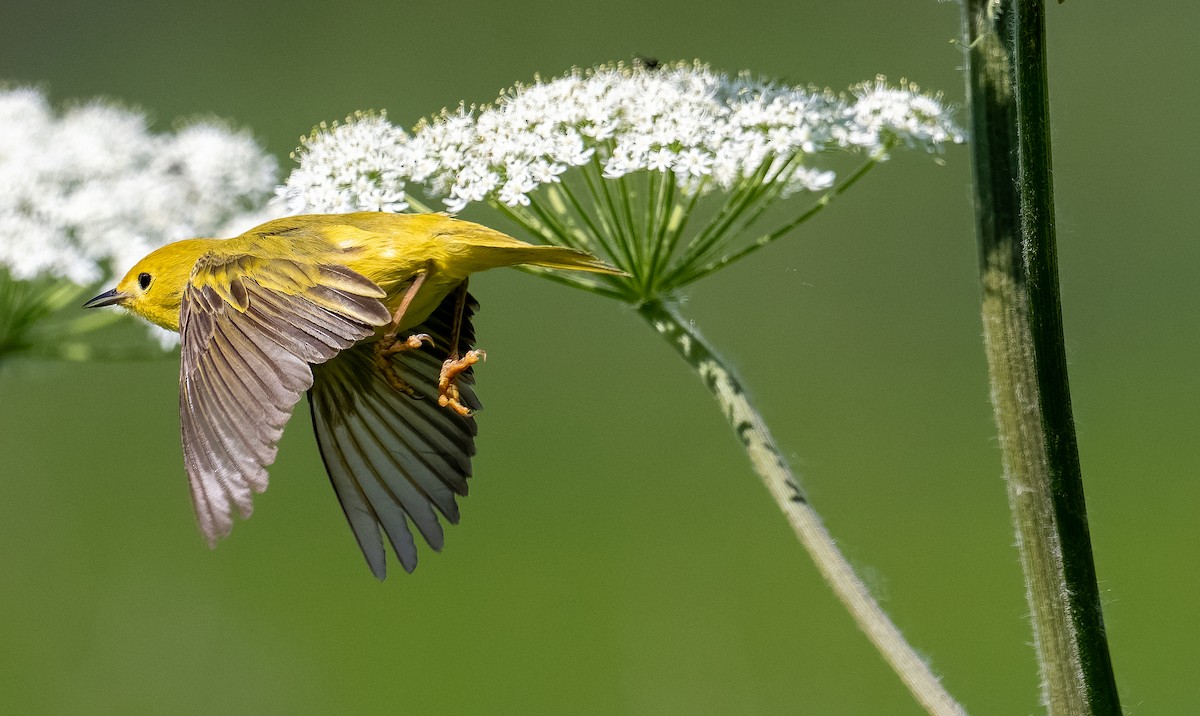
[438,349,485,416]
[374,333,434,396]
[382,333,433,356]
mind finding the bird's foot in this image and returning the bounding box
[380,333,432,356]
[438,349,485,417]
[374,333,433,397]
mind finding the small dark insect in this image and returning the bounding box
[633,55,661,71]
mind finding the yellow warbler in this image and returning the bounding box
[84,211,620,578]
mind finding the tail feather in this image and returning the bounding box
[514,245,626,275]
[413,214,625,276]
[452,223,626,275]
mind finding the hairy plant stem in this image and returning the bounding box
[962,1,1120,712]
[637,298,965,716]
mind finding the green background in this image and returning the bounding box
[1,1,1194,713]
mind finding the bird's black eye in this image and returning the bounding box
[138,272,152,290]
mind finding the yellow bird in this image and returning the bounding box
[83,211,620,578]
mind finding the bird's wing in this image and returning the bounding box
[309,289,481,579]
[179,251,391,546]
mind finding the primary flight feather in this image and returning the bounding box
[84,211,621,578]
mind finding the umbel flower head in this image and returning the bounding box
[283,60,963,301]
[0,86,278,361]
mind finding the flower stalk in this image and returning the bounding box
[962,2,1120,713]
[639,298,964,716]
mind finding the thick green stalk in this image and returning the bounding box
[962,1,1120,712]
[637,298,965,716]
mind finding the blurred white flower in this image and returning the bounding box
[0,87,278,285]
[0,86,278,361]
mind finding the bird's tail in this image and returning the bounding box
[510,244,625,275]
[449,219,625,276]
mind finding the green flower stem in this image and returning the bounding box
[637,298,965,716]
[405,196,438,214]
[615,173,644,270]
[651,185,702,293]
[641,170,663,284]
[645,169,677,286]
[690,153,800,269]
[580,160,636,272]
[510,200,582,252]
[552,181,624,263]
[962,1,1120,713]
[679,160,773,270]
[677,152,884,287]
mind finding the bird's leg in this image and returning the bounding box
[447,278,469,360]
[438,279,485,417]
[382,266,431,341]
[374,267,433,397]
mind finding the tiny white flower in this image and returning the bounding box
[673,147,714,180]
[646,148,675,173]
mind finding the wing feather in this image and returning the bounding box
[355,391,463,516]
[179,251,389,547]
[311,413,393,576]
[336,413,434,569]
[349,399,446,540]
[252,284,369,348]
[309,289,481,579]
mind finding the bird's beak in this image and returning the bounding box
[82,288,127,309]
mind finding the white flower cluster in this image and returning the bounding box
[845,77,963,151]
[280,111,410,215]
[281,61,963,214]
[0,87,278,284]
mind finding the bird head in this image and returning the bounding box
[83,239,214,332]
